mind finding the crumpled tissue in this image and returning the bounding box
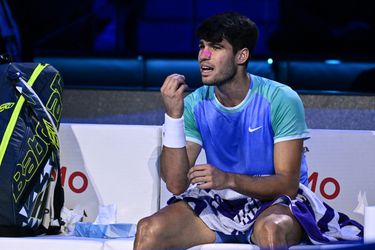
[74,204,136,238]
[60,206,86,235]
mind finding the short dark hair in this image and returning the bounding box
[197,12,258,55]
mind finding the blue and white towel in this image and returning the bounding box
[168,184,363,244]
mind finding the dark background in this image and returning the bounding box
[3,0,375,61]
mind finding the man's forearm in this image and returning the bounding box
[228,139,302,201]
[161,146,191,195]
[227,172,300,201]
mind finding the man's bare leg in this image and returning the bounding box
[134,201,216,250]
[251,204,303,249]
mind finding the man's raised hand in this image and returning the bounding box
[160,74,188,118]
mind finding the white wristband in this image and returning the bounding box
[162,113,186,148]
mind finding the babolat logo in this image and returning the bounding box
[13,122,50,202]
[0,102,14,112]
[12,72,63,202]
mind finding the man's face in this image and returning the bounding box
[198,38,237,85]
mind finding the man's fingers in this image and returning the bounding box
[160,74,188,119]
[190,176,207,184]
[188,165,209,180]
[165,74,186,90]
[176,83,188,94]
[188,164,208,174]
[170,73,185,81]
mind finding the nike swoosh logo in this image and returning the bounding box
[248,126,263,133]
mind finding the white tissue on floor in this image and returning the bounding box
[60,206,85,235]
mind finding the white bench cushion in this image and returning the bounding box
[60,124,162,223]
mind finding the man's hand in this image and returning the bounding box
[160,74,188,118]
[188,164,231,190]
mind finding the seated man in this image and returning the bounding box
[134,12,363,250]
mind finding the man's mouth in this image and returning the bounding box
[200,65,214,75]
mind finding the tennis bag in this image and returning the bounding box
[0,61,64,236]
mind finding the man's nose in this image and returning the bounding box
[201,49,212,59]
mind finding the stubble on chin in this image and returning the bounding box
[201,76,216,86]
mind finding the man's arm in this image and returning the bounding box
[161,141,201,195]
[188,139,303,200]
[159,73,202,195]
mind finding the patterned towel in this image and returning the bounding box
[168,183,363,244]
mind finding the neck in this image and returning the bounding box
[215,72,250,107]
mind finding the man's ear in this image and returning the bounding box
[236,48,250,65]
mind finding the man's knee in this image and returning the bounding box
[254,214,287,239]
[135,215,163,249]
[252,213,300,249]
[137,215,163,237]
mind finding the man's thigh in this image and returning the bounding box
[138,201,216,249]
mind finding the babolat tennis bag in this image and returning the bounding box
[0,60,64,236]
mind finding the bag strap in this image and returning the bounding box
[0,63,48,167]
